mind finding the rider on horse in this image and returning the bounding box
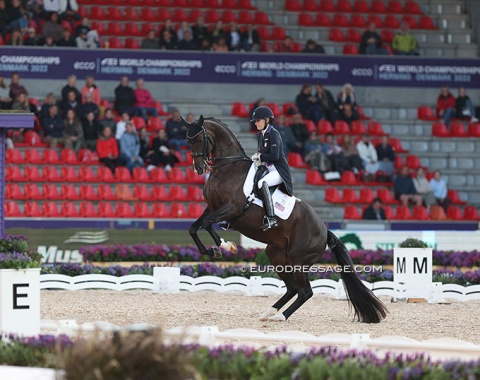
[251,106,294,230]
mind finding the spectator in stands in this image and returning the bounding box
[141,29,160,50]
[59,0,80,22]
[24,27,39,46]
[177,29,198,51]
[289,113,310,156]
[7,0,28,33]
[76,26,99,48]
[147,128,178,172]
[356,134,379,179]
[340,134,363,174]
[120,121,143,173]
[159,19,177,44]
[199,38,211,51]
[43,0,60,13]
[436,86,456,128]
[314,83,335,123]
[394,166,423,207]
[302,39,325,54]
[138,127,152,164]
[41,12,63,43]
[429,170,451,212]
[0,0,8,39]
[455,87,478,123]
[61,75,81,103]
[43,35,57,47]
[209,20,226,44]
[392,22,418,56]
[166,108,188,151]
[176,21,192,42]
[339,103,360,125]
[295,84,323,125]
[413,167,436,210]
[97,126,123,174]
[81,111,100,151]
[0,74,12,109]
[25,0,43,24]
[240,23,260,52]
[134,78,158,121]
[304,130,328,172]
[363,198,386,220]
[225,21,241,51]
[359,22,387,55]
[12,93,36,113]
[115,112,133,140]
[192,16,208,46]
[322,132,346,174]
[57,28,77,47]
[62,109,84,152]
[61,89,80,117]
[43,104,65,149]
[336,83,357,114]
[159,29,177,50]
[376,135,395,177]
[81,75,101,105]
[99,108,116,134]
[276,35,295,53]
[74,16,91,36]
[8,28,23,46]
[79,92,99,121]
[41,92,58,119]
[9,72,28,99]
[211,37,228,52]
[275,114,297,156]
[114,76,136,117]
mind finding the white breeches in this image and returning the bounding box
[257,165,282,189]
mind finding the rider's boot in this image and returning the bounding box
[259,181,278,231]
[217,221,230,230]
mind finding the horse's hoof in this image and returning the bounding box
[210,247,222,259]
[259,307,277,321]
[268,313,287,322]
[220,239,238,254]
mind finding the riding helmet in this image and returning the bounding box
[250,106,274,122]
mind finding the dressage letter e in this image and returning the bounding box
[13,284,29,309]
[396,257,406,273]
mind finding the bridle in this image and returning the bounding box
[186,123,250,171]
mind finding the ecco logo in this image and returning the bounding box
[351,68,373,77]
[73,61,96,70]
[214,65,236,73]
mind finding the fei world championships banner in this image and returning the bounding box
[0,47,478,88]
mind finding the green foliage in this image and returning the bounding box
[254,250,270,266]
[399,238,429,248]
[0,235,41,269]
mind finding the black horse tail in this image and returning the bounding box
[327,230,388,323]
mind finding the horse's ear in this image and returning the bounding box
[180,116,190,128]
[198,115,204,126]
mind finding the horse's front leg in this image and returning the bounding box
[188,208,221,258]
[202,202,240,256]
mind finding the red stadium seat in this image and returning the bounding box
[319,0,335,12]
[401,15,417,29]
[350,120,366,135]
[377,188,399,204]
[43,183,62,200]
[341,170,359,185]
[124,23,141,37]
[141,8,157,22]
[169,168,187,183]
[221,10,236,23]
[325,187,342,203]
[266,103,282,116]
[24,130,45,147]
[367,14,383,28]
[98,202,116,218]
[152,203,170,218]
[6,148,24,164]
[43,148,62,164]
[343,43,359,55]
[188,203,204,218]
[116,202,135,218]
[370,0,386,13]
[204,0,220,7]
[468,122,480,137]
[6,183,25,200]
[60,184,80,201]
[333,13,349,28]
[286,0,302,11]
[315,13,332,27]
[354,0,369,12]
[25,166,45,182]
[24,148,45,164]
[90,7,106,20]
[185,168,205,184]
[133,184,154,201]
[384,15,400,29]
[393,155,404,170]
[108,37,123,49]
[404,0,422,14]
[43,202,61,217]
[132,167,152,183]
[25,183,43,200]
[173,8,188,22]
[418,15,436,30]
[344,205,361,220]
[187,186,204,201]
[368,121,386,136]
[303,0,318,11]
[150,167,170,183]
[381,29,395,44]
[463,206,479,221]
[405,155,422,169]
[24,201,42,217]
[61,202,80,218]
[123,7,140,21]
[134,202,154,218]
[388,137,408,153]
[342,188,360,203]
[60,149,79,164]
[188,9,203,23]
[98,184,117,201]
[254,11,273,25]
[447,189,466,205]
[350,14,367,28]
[282,102,297,116]
[157,8,172,21]
[6,165,23,182]
[170,202,188,218]
[79,184,102,201]
[450,121,468,137]
[394,205,412,220]
[387,0,403,13]
[237,10,254,24]
[107,21,123,36]
[288,152,308,168]
[447,205,463,220]
[305,170,325,185]
[221,0,236,8]
[256,25,271,40]
[115,184,135,201]
[359,188,375,204]
[317,120,333,134]
[333,120,350,135]
[329,28,346,42]
[152,185,170,201]
[271,26,287,40]
[337,0,353,12]
[231,102,249,117]
[169,185,188,201]
[432,121,450,137]
[205,9,221,23]
[61,166,81,182]
[114,167,133,183]
[413,205,429,220]
[346,28,362,43]
[80,202,98,217]
[5,201,22,217]
[430,205,448,220]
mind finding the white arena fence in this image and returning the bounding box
[39,274,480,302]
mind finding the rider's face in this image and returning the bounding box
[255,119,266,130]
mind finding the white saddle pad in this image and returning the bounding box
[242,163,297,220]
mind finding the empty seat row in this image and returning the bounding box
[6,166,204,185]
[5,183,204,202]
[327,187,466,205]
[299,13,435,30]
[5,201,204,219]
[432,120,480,138]
[344,204,479,221]
[78,0,255,10]
[287,0,423,15]
[6,148,99,165]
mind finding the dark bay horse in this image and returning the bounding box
[183,115,387,323]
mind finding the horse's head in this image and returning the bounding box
[182,114,210,175]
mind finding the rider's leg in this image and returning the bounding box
[258,170,282,230]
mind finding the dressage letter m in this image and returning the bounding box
[413,257,427,274]
[396,257,406,273]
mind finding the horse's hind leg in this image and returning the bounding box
[259,247,298,321]
[205,225,237,254]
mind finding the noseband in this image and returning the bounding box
[186,123,250,170]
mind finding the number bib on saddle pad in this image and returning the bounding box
[243,163,297,220]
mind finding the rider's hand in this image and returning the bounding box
[251,152,260,161]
